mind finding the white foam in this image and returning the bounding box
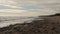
[0,16,37,28]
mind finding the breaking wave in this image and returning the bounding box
[0,16,43,27]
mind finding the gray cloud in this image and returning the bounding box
[0,0,60,14]
[9,0,60,13]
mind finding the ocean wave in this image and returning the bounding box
[0,16,43,27]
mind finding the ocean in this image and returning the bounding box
[0,16,43,28]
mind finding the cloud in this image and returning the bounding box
[0,5,12,9]
[0,0,60,15]
[0,9,27,13]
[0,0,60,8]
[0,0,22,8]
[0,5,22,9]
[0,9,27,16]
[12,0,60,13]
[0,9,56,16]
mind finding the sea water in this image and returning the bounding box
[0,16,43,28]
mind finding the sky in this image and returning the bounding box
[0,0,60,16]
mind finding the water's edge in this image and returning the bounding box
[0,16,43,28]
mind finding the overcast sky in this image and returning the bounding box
[0,0,60,16]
